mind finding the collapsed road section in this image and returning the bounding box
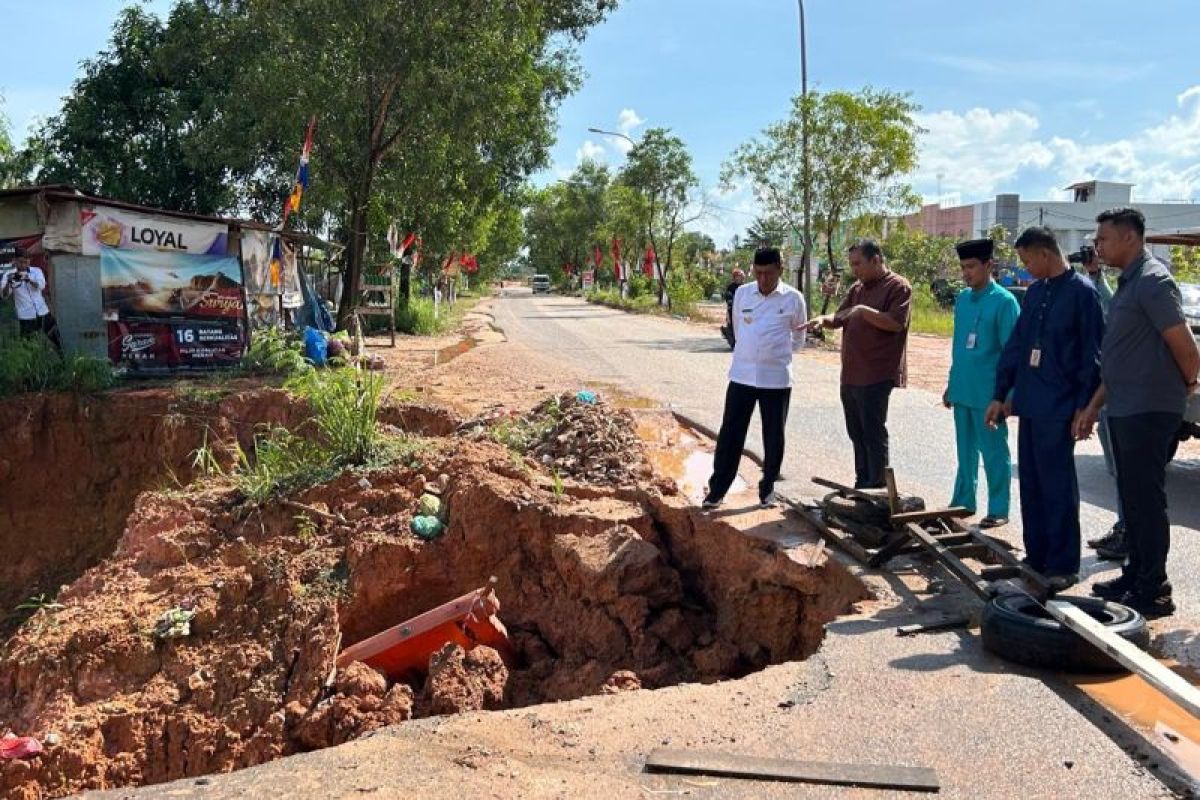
[0,389,864,799]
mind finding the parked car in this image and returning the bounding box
[1177,283,1200,457]
[531,274,551,294]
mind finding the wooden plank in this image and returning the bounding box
[356,307,393,316]
[905,523,992,599]
[896,616,971,637]
[884,466,899,516]
[890,506,972,524]
[786,499,871,564]
[644,749,939,793]
[360,283,393,291]
[1047,600,1200,720]
[979,565,1022,581]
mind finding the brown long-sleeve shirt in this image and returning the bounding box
[834,269,912,387]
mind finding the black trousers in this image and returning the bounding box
[19,313,62,353]
[1110,412,1181,597]
[707,381,791,499]
[840,380,894,489]
[1017,417,1080,576]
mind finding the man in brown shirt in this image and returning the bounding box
[809,239,913,488]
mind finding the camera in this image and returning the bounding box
[1067,245,1096,266]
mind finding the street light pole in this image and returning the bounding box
[798,0,812,296]
[587,127,635,148]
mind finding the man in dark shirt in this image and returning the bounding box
[809,239,912,489]
[986,227,1105,592]
[1076,208,1200,618]
[721,268,745,346]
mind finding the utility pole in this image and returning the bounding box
[798,0,811,296]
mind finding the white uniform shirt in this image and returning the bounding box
[0,266,50,320]
[728,281,808,389]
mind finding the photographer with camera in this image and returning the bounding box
[1,249,62,353]
[1069,244,1127,560]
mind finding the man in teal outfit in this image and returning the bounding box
[943,238,1021,527]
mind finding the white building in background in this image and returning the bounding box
[901,180,1200,262]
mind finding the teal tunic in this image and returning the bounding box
[947,282,1021,409]
[947,282,1020,517]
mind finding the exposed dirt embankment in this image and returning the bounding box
[0,391,863,799]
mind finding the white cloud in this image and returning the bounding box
[914,107,1054,200]
[617,108,644,134]
[575,139,606,164]
[914,85,1200,204]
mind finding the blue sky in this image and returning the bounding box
[4,1,1199,245]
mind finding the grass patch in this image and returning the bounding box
[0,333,115,397]
[587,288,707,321]
[909,284,955,337]
[189,365,407,504]
[242,326,312,377]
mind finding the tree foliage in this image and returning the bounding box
[724,88,922,276]
[622,128,701,302]
[22,0,617,327]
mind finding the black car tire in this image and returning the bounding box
[981,594,1149,673]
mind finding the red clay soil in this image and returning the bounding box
[0,388,308,634]
[0,397,863,799]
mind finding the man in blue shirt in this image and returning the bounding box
[943,238,1020,527]
[986,227,1105,591]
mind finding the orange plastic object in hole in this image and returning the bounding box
[336,585,511,683]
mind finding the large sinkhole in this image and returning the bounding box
[0,389,865,799]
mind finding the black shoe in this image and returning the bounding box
[701,493,724,510]
[1094,532,1128,561]
[1087,522,1125,549]
[1045,573,1079,594]
[1119,590,1176,620]
[759,490,777,508]
[1091,574,1133,601]
[978,515,1008,529]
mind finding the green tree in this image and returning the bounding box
[27,1,615,329]
[28,5,247,212]
[0,96,14,189]
[882,226,958,285]
[724,88,921,279]
[524,160,611,284]
[744,215,786,248]
[1171,245,1200,283]
[621,127,700,304]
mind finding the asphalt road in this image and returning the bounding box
[493,290,1200,653]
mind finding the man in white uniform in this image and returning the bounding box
[1,250,61,352]
[703,248,808,509]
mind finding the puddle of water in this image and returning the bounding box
[1067,663,1200,776]
[583,381,664,410]
[640,427,746,501]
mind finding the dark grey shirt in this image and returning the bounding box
[1100,251,1188,417]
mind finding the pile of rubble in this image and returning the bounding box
[528,393,651,485]
[458,392,653,486]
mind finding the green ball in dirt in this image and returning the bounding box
[411,514,445,541]
[417,493,442,517]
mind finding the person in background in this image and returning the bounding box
[1079,245,1127,560]
[944,238,1020,528]
[986,227,1104,593]
[721,268,745,346]
[808,239,912,489]
[703,249,807,510]
[1076,208,1200,618]
[0,250,61,352]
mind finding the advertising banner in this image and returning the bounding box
[82,206,228,256]
[101,248,246,371]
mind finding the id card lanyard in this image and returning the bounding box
[1030,279,1060,368]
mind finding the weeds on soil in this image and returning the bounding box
[242,326,311,377]
[0,333,115,397]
